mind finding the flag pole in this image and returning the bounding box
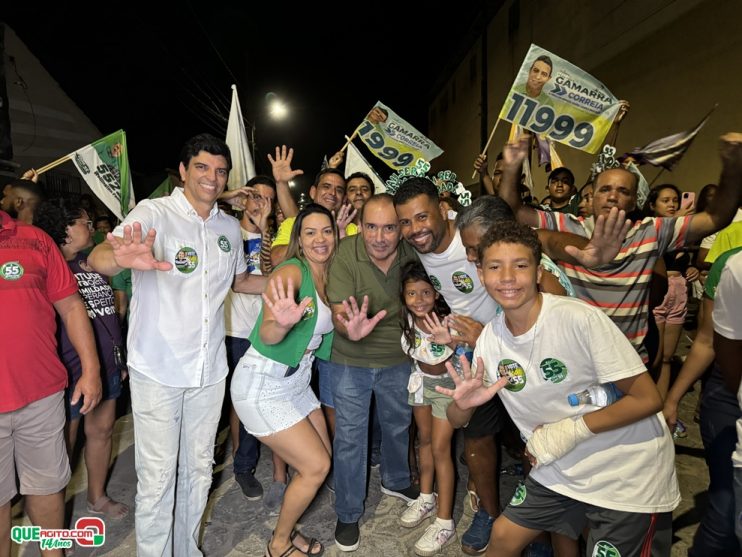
[648,167,666,187]
[36,153,73,175]
[339,124,363,153]
[471,119,501,180]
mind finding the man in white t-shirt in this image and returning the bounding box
[437,221,679,557]
[711,249,742,550]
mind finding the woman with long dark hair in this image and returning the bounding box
[231,204,337,557]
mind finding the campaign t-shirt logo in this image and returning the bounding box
[174,247,199,274]
[510,482,527,506]
[429,275,442,291]
[451,271,474,293]
[217,235,231,252]
[302,299,316,320]
[592,541,620,557]
[498,359,527,392]
[414,331,422,348]
[540,358,568,384]
[0,261,24,281]
[429,342,446,358]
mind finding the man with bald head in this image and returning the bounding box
[325,193,420,552]
[499,133,742,363]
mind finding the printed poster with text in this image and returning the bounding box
[498,45,620,154]
[358,101,443,169]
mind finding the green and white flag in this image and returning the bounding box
[71,130,135,220]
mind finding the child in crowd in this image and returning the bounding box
[398,261,458,556]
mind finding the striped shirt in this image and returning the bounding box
[537,210,692,362]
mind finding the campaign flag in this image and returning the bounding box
[225,84,255,190]
[628,107,715,170]
[498,44,621,154]
[345,139,387,194]
[358,101,443,169]
[71,130,134,221]
[148,174,179,199]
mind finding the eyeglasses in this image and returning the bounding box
[74,218,94,229]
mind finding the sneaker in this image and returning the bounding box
[380,483,420,504]
[461,508,495,555]
[263,480,287,516]
[335,520,360,552]
[414,521,457,556]
[234,470,263,501]
[400,494,436,528]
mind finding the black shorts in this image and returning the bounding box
[503,476,672,556]
[463,396,504,438]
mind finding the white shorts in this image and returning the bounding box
[231,345,319,437]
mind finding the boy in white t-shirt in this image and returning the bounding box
[437,221,680,557]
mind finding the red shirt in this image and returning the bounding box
[0,211,78,412]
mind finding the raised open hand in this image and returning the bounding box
[336,295,386,341]
[423,312,453,346]
[261,275,311,329]
[268,145,305,184]
[435,356,507,409]
[108,223,172,271]
[565,207,631,268]
[334,203,357,234]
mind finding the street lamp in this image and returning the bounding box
[269,99,288,121]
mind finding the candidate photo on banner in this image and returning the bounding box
[498,44,621,154]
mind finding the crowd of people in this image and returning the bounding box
[1,125,741,557]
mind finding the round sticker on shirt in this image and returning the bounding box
[414,331,422,348]
[174,247,199,274]
[0,261,24,281]
[217,235,231,252]
[451,271,474,294]
[301,299,316,320]
[430,342,446,358]
[510,482,527,506]
[540,358,568,384]
[429,275,442,291]
[592,541,621,557]
[498,359,527,392]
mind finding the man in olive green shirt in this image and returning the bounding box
[326,194,420,552]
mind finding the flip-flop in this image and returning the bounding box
[86,495,129,520]
[290,529,324,556]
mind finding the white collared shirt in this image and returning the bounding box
[114,188,247,387]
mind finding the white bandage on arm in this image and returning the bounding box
[526,416,594,467]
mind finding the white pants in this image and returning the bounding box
[129,369,226,557]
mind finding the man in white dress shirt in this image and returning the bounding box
[89,134,266,556]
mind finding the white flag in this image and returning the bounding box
[225,84,255,190]
[345,139,387,194]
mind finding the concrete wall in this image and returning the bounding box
[429,0,742,199]
[4,24,101,179]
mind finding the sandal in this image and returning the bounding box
[265,542,298,557]
[290,529,324,556]
[86,495,129,520]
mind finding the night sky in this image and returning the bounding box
[4,5,486,195]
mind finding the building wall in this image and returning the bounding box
[429,0,742,201]
[4,25,101,179]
